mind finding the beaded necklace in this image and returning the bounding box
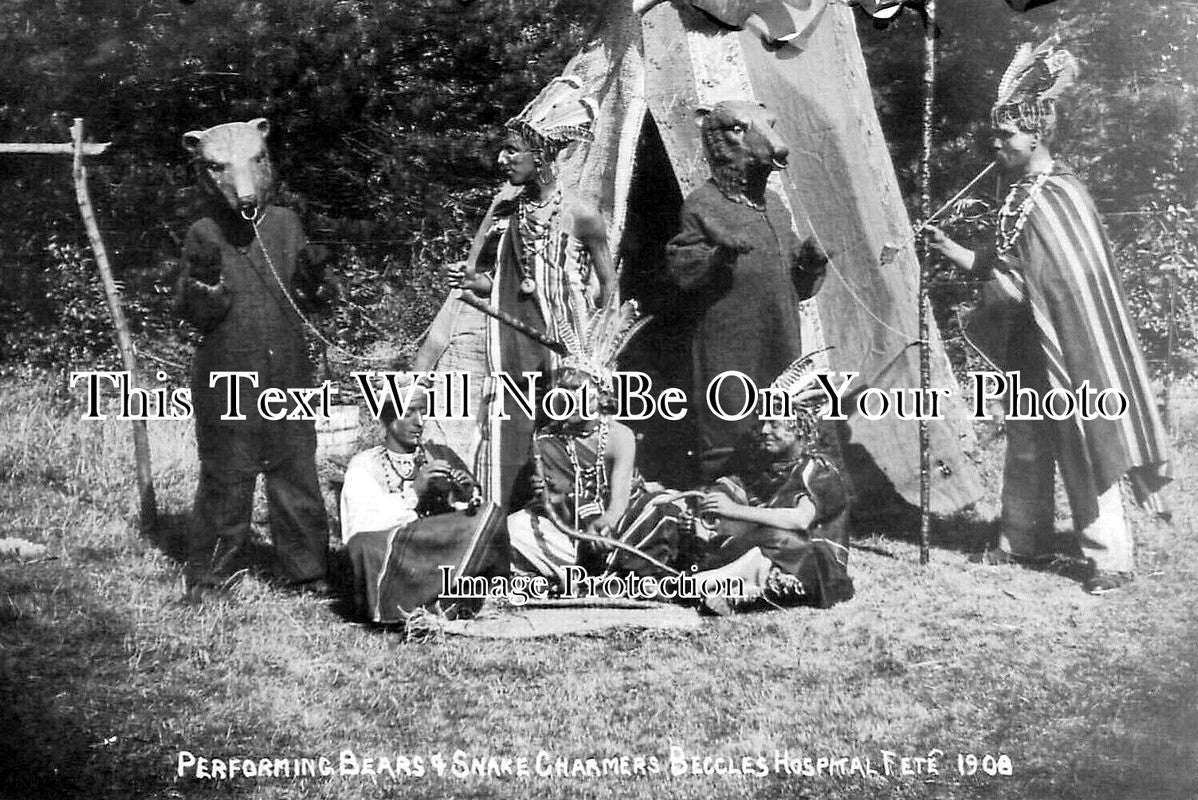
[996,162,1054,254]
[380,446,424,492]
[564,416,609,529]
[515,189,562,296]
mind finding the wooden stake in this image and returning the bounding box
[70,118,158,533]
[918,1,937,565]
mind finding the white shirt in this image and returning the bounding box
[339,446,420,544]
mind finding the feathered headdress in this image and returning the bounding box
[991,34,1078,134]
[506,76,597,154]
[766,347,833,421]
[557,299,652,392]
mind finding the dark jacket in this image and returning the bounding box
[175,205,331,470]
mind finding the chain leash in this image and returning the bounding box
[245,208,376,367]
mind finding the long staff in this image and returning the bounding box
[456,272,679,575]
[455,291,569,356]
[917,0,937,565]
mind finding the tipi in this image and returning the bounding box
[417,0,982,513]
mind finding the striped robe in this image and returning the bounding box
[965,166,1171,520]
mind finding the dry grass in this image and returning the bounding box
[1,376,1195,800]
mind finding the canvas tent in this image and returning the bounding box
[417,0,982,513]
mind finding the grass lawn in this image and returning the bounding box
[1,376,1195,800]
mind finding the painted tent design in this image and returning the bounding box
[418,0,981,512]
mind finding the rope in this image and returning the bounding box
[793,161,998,350]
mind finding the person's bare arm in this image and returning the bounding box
[925,224,977,271]
[567,198,616,306]
[699,492,816,532]
[589,420,636,534]
[447,183,523,295]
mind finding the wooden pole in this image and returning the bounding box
[70,118,158,534]
[455,291,569,355]
[0,141,110,156]
[918,1,937,565]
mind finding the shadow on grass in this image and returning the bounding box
[145,509,351,602]
[143,509,191,563]
[0,564,150,799]
[850,490,998,558]
[325,545,360,621]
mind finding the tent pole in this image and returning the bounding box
[918,1,937,565]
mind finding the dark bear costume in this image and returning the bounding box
[666,100,827,477]
[175,119,335,590]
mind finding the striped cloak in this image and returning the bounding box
[965,165,1171,517]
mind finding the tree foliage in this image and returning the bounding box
[1,0,1194,377]
[0,0,604,374]
[859,0,1198,375]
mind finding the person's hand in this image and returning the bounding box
[924,223,951,249]
[412,459,450,495]
[424,459,454,480]
[445,260,468,289]
[923,224,976,271]
[446,261,493,296]
[587,513,618,537]
[924,224,962,256]
[699,492,738,519]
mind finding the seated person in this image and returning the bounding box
[340,376,506,622]
[691,355,854,613]
[507,367,689,587]
[507,301,689,588]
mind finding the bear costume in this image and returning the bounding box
[666,101,826,477]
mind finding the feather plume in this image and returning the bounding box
[560,299,652,390]
[995,35,1076,109]
[996,42,1034,106]
[507,76,596,148]
[1038,49,1078,100]
[768,347,832,394]
[767,347,834,416]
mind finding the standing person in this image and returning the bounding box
[175,119,335,597]
[927,37,1170,594]
[447,75,616,509]
[665,100,827,479]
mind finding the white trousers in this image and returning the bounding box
[1000,417,1134,572]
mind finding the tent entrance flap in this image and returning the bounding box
[618,111,701,487]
